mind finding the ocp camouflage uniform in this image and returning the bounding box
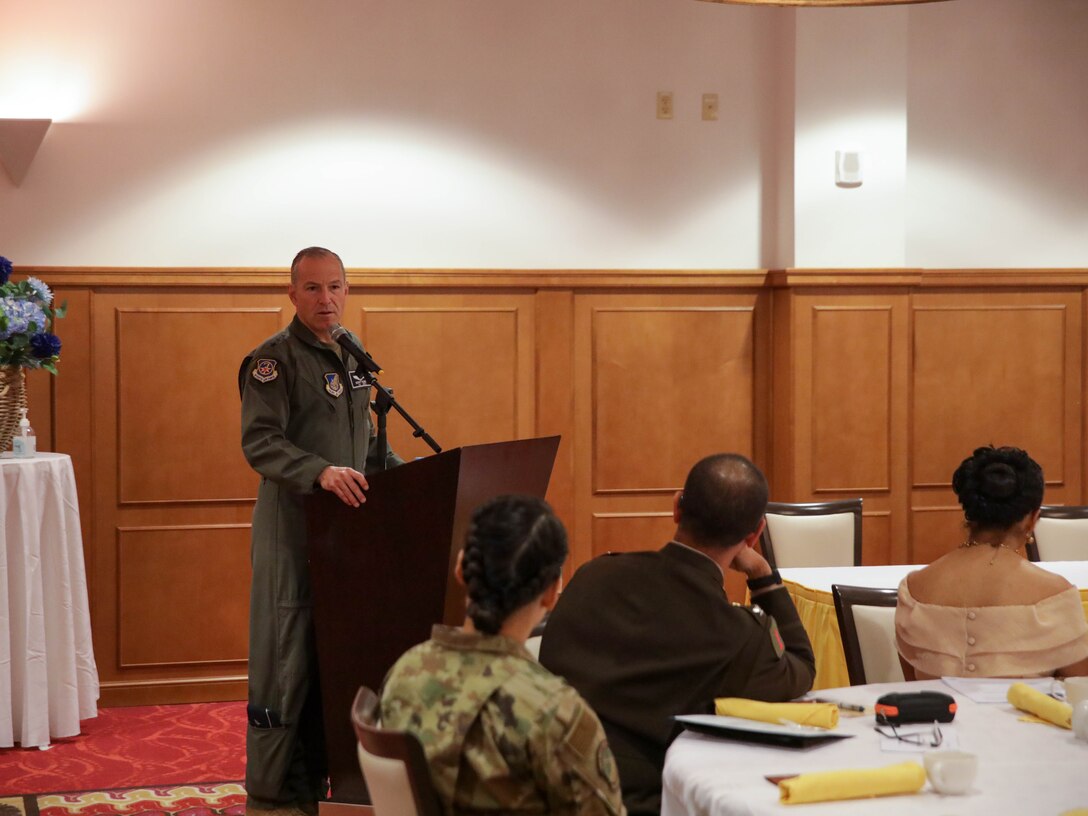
[381,625,626,816]
[241,315,402,808]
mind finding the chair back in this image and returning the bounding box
[832,584,902,686]
[761,499,863,568]
[1030,505,1088,561]
[351,687,444,816]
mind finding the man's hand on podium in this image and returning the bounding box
[318,465,369,507]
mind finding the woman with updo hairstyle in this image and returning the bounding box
[380,495,626,816]
[895,446,1088,680]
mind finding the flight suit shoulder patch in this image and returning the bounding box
[252,358,279,383]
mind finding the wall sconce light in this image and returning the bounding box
[696,0,951,6]
[0,118,52,186]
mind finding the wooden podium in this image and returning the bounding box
[306,436,560,810]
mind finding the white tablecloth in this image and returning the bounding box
[662,679,1088,816]
[0,452,98,748]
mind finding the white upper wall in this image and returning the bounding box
[0,0,777,268]
[905,0,1088,268]
[0,0,1084,269]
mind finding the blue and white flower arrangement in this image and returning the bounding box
[0,256,64,373]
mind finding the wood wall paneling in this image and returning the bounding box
[116,308,284,504]
[811,307,892,493]
[590,512,676,558]
[911,300,1076,488]
[534,290,576,557]
[359,296,536,461]
[572,292,767,573]
[25,268,1088,706]
[590,304,758,492]
[93,292,285,705]
[118,525,250,667]
[776,293,910,565]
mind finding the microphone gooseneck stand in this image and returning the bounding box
[331,326,441,470]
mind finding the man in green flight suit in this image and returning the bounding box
[240,247,402,816]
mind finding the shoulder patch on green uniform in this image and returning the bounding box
[769,616,785,657]
[252,358,279,383]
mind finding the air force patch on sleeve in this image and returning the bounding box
[252,359,279,383]
[324,372,344,397]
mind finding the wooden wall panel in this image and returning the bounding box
[908,291,1082,563]
[774,292,909,565]
[118,525,250,667]
[117,308,283,504]
[21,267,1088,706]
[909,504,963,565]
[92,291,283,705]
[912,298,1077,489]
[812,307,891,492]
[590,512,676,558]
[591,305,758,493]
[572,291,769,570]
[358,295,536,461]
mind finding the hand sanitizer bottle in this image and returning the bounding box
[12,407,35,457]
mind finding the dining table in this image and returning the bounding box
[662,678,1088,816]
[0,452,98,748]
[779,562,1088,690]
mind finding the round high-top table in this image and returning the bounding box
[0,452,98,748]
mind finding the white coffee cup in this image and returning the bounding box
[1064,677,1088,708]
[924,751,978,796]
[1072,700,1088,741]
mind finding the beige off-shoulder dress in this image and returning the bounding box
[895,577,1088,678]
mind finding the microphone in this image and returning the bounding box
[330,325,382,376]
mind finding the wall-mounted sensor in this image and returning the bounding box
[835,150,864,188]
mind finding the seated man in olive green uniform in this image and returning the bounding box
[540,454,815,815]
[382,495,626,815]
[241,247,402,816]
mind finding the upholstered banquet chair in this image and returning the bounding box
[831,584,903,686]
[351,686,444,816]
[1028,505,1088,562]
[760,499,863,569]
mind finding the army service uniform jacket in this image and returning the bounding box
[241,316,402,802]
[539,542,816,816]
[381,625,626,816]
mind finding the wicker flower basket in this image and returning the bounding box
[0,365,28,453]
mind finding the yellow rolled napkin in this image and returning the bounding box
[1007,681,1072,729]
[779,761,926,805]
[714,698,838,729]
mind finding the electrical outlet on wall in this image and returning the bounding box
[657,91,674,120]
[702,93,718,121]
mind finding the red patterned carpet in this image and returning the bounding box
[0,702,246,796]
[1,783,246,816]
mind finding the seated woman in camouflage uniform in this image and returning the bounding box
[381,495,626,815]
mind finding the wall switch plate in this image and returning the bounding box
[702,93,719,121]
[657,91,674,120]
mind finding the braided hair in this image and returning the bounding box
[460,495,568,635]
[952,445,1044,531]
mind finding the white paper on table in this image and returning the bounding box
[941,676,1056,704]
[878,723,959,753]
